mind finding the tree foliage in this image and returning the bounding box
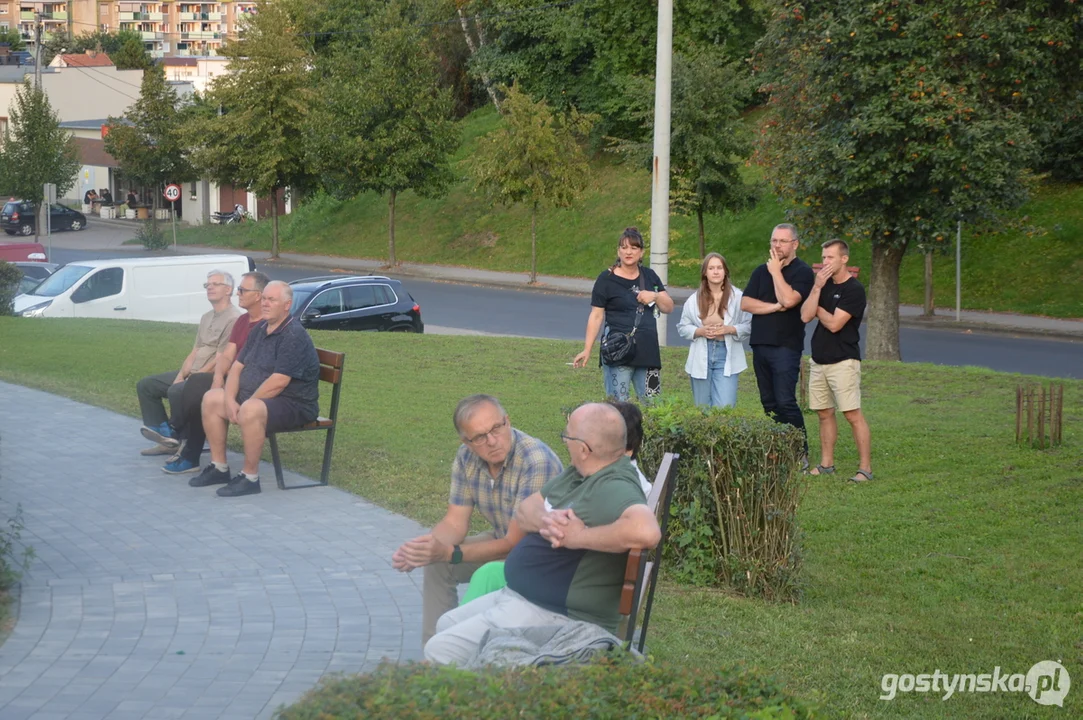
[308,0,458,266]
[185,0,313,258]
[754,0,1055,360]
[104,65,194,228]
[615,47,758,258]
[471,83,595,283]
[42,30,152,70]
[0,28,25,52]
[0,81,80,238]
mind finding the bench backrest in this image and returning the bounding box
[316,348,345,421]
[619,451,679,652]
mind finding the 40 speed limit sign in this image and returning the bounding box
[163,184,182,202]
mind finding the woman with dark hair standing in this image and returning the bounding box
[677,252,751,408]
[572,227,674,401]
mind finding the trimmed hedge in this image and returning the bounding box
[640,398,807,601]
[275,656,817,719]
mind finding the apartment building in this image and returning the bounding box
[12,1,257,58]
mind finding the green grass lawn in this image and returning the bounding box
[1,318,1080,718]
[172,106,1083,319]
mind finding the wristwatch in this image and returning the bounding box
[450,545,463,565]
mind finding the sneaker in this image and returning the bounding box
[162,457,200,475]
[140,443,175,456]
[189,464,231,487]
[141,422,180,449]
[217,475,261,497]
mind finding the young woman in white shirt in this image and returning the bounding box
[677,253,752,408]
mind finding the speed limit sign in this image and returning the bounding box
[163,184,182,203]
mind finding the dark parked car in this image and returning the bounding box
[1,201,88,236]
[289,275,423,333]
[12,260,59,295]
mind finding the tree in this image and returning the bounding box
[0,81,80,239]
[754,0,1053,360]
[470,83,595,283]
[615,48,758,257]
[308,1,458,266]
[42,30,151,69]
[104,65,194,233]
[0,28,26,52]
[185,0,313,258]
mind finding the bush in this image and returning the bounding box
[0,260,23,316]
[0,500,33,590]
[639,397,807,602]
[275,656,816,719]
[134,219,167,250]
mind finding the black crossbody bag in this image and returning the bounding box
[600,270,646,366]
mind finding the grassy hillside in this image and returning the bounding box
[176,107,1083,319]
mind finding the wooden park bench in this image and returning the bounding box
[619,451,679,653]
[267,348,345,491]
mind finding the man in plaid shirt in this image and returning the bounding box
[392,394,563,644]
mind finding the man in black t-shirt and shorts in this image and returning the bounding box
[741,223,815,457]
[800,239,872,482]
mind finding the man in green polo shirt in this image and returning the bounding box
[424,402,660,666]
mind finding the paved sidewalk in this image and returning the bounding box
[0,381,425,720]
[67,219,1083,340]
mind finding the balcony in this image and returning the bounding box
[207,12,221,21]
[140,31,159,41]
[178,12,198,20]
[181,31,218,40]
[20,11,34,21]
[147,12,164,21]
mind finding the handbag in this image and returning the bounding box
[600,271,646,366]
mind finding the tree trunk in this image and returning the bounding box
[530,201,538,284]
[151,191,159,237]
[866,241,907,361]
[923,250,934,317]
[457,6,501,111]
[33,201,40,240]
[271,188,279,259]
[388,189,397,266]
[697,205,706,258]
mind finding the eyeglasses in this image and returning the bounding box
[771,238,797,245]
[236,287,261,295]
[203,282,229,289]
[560,431,593,454]
[465,418,508,445]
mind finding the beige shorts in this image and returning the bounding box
[809,358,861,412]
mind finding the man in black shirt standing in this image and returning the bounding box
[741,224,815,457]
[800,239,871,482]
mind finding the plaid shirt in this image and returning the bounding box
[449,428,563,539]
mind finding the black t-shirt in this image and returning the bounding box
[590,266,666,368]
[742,258,815,351]
[237,317,321,417]
[811,277,866,364]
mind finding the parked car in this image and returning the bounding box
[0,240,47,262]
[289,275,424,333]
[1,201,88,236]
[12,260,59,295]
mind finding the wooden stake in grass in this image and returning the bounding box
[1017,382,1064,449]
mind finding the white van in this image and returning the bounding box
[13,254,256,323]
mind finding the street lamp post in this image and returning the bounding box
[649,0,673,345]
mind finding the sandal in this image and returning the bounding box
[849,469,874,483]
[807,464,835,476]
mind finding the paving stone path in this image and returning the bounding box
[0,381,425,719]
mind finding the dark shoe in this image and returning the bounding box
[140,443,174,456]
[189,464,231,487]
[141,423,180,449]
[217,475,261,497]
[848,469,875,483]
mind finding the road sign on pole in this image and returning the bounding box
[164,185,182,249]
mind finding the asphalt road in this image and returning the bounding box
[46,247,1083,379]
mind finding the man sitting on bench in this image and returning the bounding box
[190,281,320,497]
[424,402,660,665]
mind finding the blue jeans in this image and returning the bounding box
[603,365,647,402]
[690,339,739,408]
[751,344,807,453]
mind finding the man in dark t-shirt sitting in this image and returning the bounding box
[741,223,815,457]
[800,239,872,482]
[190,280,321,497]
[424,403,660,666]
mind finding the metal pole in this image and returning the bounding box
[955,220,961,322]
[34,14,42,89]
[649,0,673,346]
[45,198,51,262]
[172,199,177,249]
